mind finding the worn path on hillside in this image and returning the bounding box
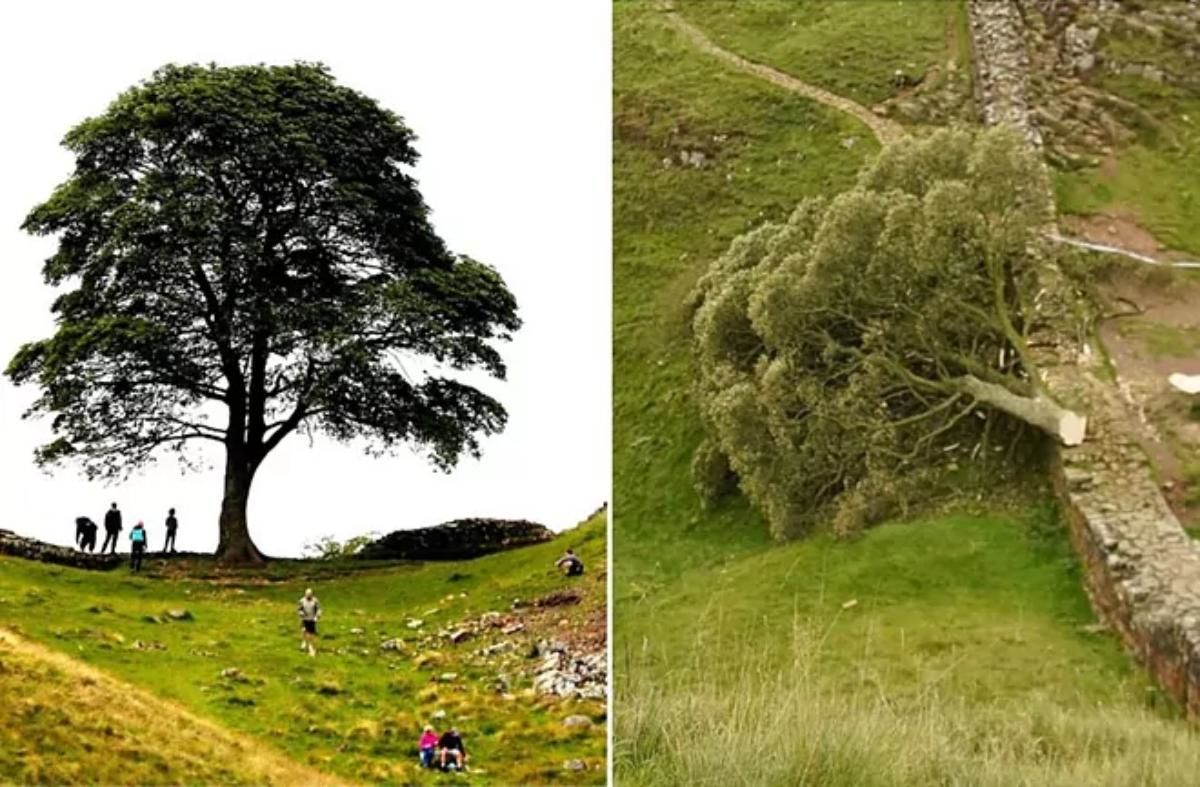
[658,2,1200,269]
[0,627,351,786]
[657,2,905,145]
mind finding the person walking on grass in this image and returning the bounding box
[101,502,122,554]
[298,587,321,657]
[163,507,179,553]
[129,521,148,572]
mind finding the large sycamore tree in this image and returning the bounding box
[690,127,1084,540]
[7,63,520,563]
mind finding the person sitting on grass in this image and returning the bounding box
[438,727,468,771]
[129,521,148,572]
[297,587,321,657]
[418,725,439,769]
[555,548,584,577]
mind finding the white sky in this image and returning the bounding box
[0,1,611,556]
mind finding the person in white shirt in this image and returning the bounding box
[297,588,321,656]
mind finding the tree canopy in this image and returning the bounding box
[7,63,520,561]
[689,127,1081,540]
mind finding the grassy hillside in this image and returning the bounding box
[678,0,968,107]
[613,3,1200,784]
[0,629,344,786]
[613,0,869,602]
[0,512,606,785]
[1053,21,1200,255]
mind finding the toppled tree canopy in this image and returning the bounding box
[689,127,1082,540]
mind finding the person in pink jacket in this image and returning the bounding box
[418,725,438,769]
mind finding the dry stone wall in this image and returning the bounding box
[355,518,555,561]
[968,0,1200,718]
[0,530,121,570]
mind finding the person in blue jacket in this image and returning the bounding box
[129,521,148,572]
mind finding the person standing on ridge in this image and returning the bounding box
[129,520,148,571]
[298,587,321,657]
[163,507,179,553]
[101,502,122,554]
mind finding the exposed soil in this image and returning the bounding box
[1064,211,1167,257]
[1097,273,1200,524]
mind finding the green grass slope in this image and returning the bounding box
[614,4,1200,784]
[677,0,968,107]
[613,0,869,602]
[1053,24,1200,255]
[0,512,606,785]
[0,629,344,786]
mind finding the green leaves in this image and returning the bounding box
[8,62,520,490]
[690,127,1054,540]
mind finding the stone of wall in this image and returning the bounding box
[355,518,555,562]
[966,0,1043,147]
[0,530,122,571]
[968,0,1200,719]
[1046,359,1200,717]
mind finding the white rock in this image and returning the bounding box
[1169,373,1200,394]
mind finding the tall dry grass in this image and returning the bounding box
[616,633,1200,787]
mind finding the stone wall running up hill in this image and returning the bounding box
[968,0,1200,719]
[0,530,122,571]
[355,518,555,562]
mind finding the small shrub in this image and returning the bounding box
[302,533,380,560]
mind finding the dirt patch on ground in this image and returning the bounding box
[1098,153,1119,180]
[1098,272,1200,524]
[1064,211,1166,257]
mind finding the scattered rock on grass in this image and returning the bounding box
[563,715,592,730]
[380,638,405,651]
[564,759,586,772]
[131,640,166,651]
[165,609,193,621]
[481,641,515,656]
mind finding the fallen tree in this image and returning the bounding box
[689,127,1085,539]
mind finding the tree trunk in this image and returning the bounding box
[956,374,1086,446]
[215,450,266,564]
